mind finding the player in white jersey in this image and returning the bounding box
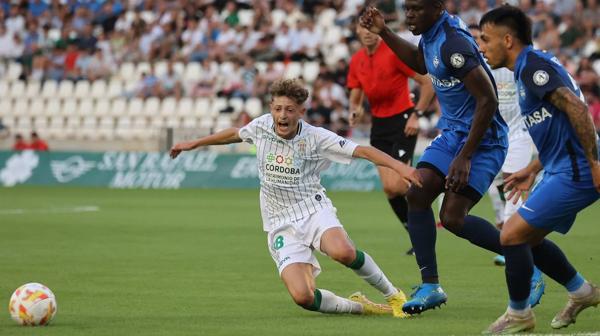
[170,79,422,318]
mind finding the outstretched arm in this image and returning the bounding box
[547,87,600,191]
[352,145,422,187]
[359,7,426,74]
[170,127,242,159]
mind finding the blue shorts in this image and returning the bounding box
[519,173,599,234]
[417,131,507,201]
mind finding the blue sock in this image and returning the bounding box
[407,208,438,283]
[531,239,578,289]
[454,215,502,254]
[504,243,533,307]
[565,273,585,292]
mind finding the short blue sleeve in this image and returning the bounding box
[440,36,480,79]
[520,56,567,100]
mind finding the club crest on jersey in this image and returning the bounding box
[296,139,306,155]
[533,70,549,86]
[450,53,465,68]
[433,56,440,68]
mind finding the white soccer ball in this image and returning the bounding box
[8,283,57,326]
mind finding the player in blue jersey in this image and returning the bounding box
[478,5,600,333]
[359,1,543,315]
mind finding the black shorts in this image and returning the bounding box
[370,109,417,164]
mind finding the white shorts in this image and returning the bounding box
[501,136,533,174]
[267,207,343,278]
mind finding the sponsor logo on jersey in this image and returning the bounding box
[315,194,322,201]
[533,70,549,86]
[339,140,346,148]
[523,107,552,128]
[266,153,294,167]
[429,75,461,88]
[450,53,465,68]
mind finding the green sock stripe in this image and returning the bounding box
[348,250,366,270]
[307,289,322,311]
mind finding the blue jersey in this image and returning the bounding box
[515,46,598,181]
[420,11,507,147]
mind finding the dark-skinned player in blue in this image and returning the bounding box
[478,5,600,334]
[359,0,544,315]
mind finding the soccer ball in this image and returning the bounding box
[8,283,57,326]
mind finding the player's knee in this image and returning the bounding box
[500,229,523,246]
[290,290,315,308]
[330,245,357,266]
[406,188,430,210]
[439,211,464,233]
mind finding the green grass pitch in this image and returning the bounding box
[0,187,598,335]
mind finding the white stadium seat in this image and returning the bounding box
[9,81,25,98]
[74,80,91,98]
[182,116,197,129]
[270,9,286,28]
[90,80,107,99]
[94,99,111,117]
[41,81,58,99]
[127,98,144,117]
[0,80,8,96]
[245,98,263,118]
[144,97,161,117]
[160,97,177,117]
[7,62,22,81]
[110,98,127,117]
[45,99,61,116]
[0,99,13,116]
[32,115,49,130]
[210,97,228,117]
[194,98,211,118]
[29,98,45,117]
[183,62,202,82]
[238,9,254,26]
[119,62,136,80]
[317,8,337,28]
[25,81,41,98]
[176,97,194,117]
[57,81,74,98]
[150,115,164,128]
[13,99,30,117]
[61,99,78,117]
[284,62,302,79]
[78,99,95,116]
[154,61,168,77]
[302,62,320,83]
[229,98,244,113]
[107,79,124,98]
[135,62,151,78]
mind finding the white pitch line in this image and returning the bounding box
[0,206,100,215]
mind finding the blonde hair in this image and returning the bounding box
[269,78,309,105]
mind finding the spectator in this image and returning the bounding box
[158,61,184,99]
[12,134,30,151]
[29,132,49,151]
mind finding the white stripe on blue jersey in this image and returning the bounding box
[239,114,358,231]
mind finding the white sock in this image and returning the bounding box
[503,192,522,223]
[570,281,593,298]
[352,252,398,298]
[318,289,362,314]
[507,305,531,317]
[487,184,505,225]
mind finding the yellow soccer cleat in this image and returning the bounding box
[386,289,410,318]
[349,292,393,316]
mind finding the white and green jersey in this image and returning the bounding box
[239,114,358,231]
[493,67,530,141]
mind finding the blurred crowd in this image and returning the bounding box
[0,0,599,135]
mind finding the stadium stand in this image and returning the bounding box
[0,0,598,151]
